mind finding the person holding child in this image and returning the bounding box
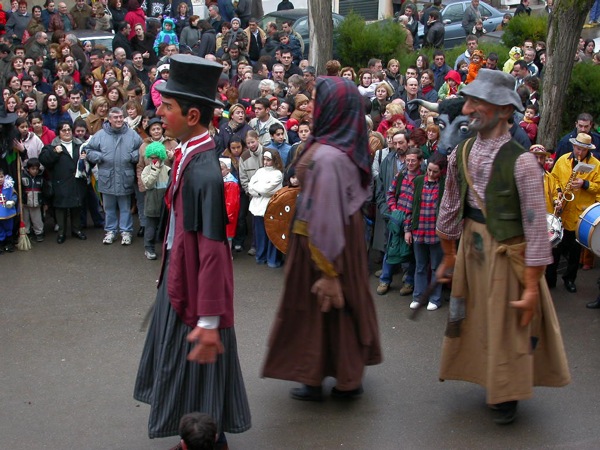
[0,167,18,254]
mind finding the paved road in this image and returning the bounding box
[2,226,600,449]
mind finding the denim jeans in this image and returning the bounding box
[591,0,600,21]
[413,241,443,306]
[253,216,281,266]
[379,254,415,285]
[103,194,133,234]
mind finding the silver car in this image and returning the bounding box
[419,0,511,48]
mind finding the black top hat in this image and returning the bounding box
[0,93,17,125]
[155,54,224,108]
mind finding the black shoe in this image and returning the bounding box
[564,280,577,293]
[492,400,518,425]
[331,385,364,400]
[35,234,45,243]
[4,241,15,252]
[587,298,600,309]
[71,231,87,240]
[289,384,323,402]
[137,226,145,237]
[57,234,66,244]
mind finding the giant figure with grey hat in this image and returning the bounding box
[133,54,251,446]
[434,69,570,425]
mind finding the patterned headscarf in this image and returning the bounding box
[307,76,371,187]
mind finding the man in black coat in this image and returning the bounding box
[424,11,445,49]
[112,22,133,59]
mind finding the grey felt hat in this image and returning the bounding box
[459,69,524,112]
[155,54,224,108]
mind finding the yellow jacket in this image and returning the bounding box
[543,171,562,214]
[552,152,600,230]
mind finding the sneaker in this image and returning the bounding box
[427,302,439,311]
[145,250,157,260]
[374,269,383,278]
[409,301,420,310]
[234,244,242,252]
[121,232,132,245]
[35,234,44,243]
[376,282,390,295]
[103,231,116,245]
[247,247,257,256]
[399,283,414,296]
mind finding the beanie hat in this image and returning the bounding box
[286,118,299,131]
[294,93,309,106]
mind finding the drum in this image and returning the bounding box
[264,187,300,254]
[576,203,600,256]
[546,213,563,248]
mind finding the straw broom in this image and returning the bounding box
[16,156,31,251]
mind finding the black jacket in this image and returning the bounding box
[424,20,445,49]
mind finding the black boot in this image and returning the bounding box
[289,384,323,402]
[586,297,600,309]
[492,400,518,425]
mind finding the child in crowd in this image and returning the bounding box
[268,123,292,167]
[153,18,179,55]
[237,130,264,255]
[168,412,217,450]
[0,168,18,254]
[21,158,45,242]
[472,19,487,38]
[285,118,300,145]
[466,49,485,84]
[219,158,241,252]
[248,149,284,268]
[457,61,469,83]
[140,141,170,261]
[437,70,464,101]
[291,94,310,123]
[503,46,522,73]
[520,103,539,143]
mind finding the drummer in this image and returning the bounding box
[547,133,600,293]
[530,144,562,214]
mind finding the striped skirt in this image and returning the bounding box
[133,259,252,439]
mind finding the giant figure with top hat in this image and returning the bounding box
[133,55,251,446]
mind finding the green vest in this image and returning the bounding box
[456,138,525,242]
[411,175,445,231]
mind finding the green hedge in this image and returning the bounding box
[563,62,600,133]
[336,12,407,69]
[502,14,548,48]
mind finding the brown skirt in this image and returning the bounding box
[262,211,383,391]
[439,219,571,404]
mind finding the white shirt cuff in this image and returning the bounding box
[197,316,220,329]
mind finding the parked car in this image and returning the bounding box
[418,0,511,49]
[50,29,115,50]
[258,9,344,58]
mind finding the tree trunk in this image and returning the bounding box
[308,0,333,75]
[538,0,594,150]
[251,0,264,20]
